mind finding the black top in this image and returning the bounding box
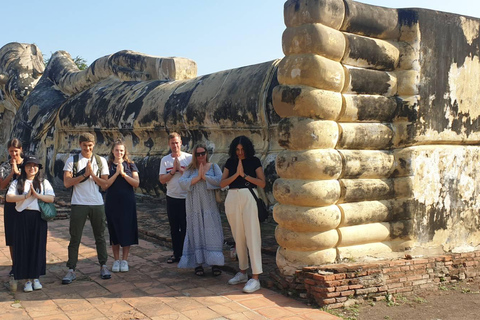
[224,157,262,189]
[107,161,139,191]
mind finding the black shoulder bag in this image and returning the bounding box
[247,186,269,223]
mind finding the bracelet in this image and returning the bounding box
[243,174,247,179]
[170,171,175,176]
[82,173,87,178]
[24,194,27,199]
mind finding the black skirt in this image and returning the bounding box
[4,201,17,246]
[13,209,47,280]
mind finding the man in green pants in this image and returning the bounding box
[62,132,111,284]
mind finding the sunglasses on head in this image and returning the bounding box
[196,151,206,157]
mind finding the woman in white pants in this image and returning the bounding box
[220,136,266,293]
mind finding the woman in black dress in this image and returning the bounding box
[104,139,140,273]
[6,156,55,292]
[0,138,24,276]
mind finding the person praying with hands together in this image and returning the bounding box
[6,156,54,292]
[220,136,266,294]
[62,132,111,284]
[104,139,140,273]
[159,132,192,264]
[0,138,24,277]
[178,144,224,276]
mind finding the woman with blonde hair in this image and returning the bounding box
[178,144,224,276]
[104,139,140,273]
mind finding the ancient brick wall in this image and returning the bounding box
[276,253,480,308]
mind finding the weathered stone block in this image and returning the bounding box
[340,94,397,122]
[273,204,341,232]
[278,117,339,150]
[278,54,345,91]
[339,178,394,203]
[284,0,345,29]
[273,85,342,120]
[338,123,393,150]
[282,23,346,61]
[275,226,339,251]
[276,149,342,180]
[273,178,340,207]
[343,33,399,70]
[339,150,394,179]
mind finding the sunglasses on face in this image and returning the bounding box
[196,151,206,157]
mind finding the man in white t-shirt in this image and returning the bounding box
[159,132,192,263]
[61,132,111,284]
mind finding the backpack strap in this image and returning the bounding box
[94,154,103,177]
[72,153,103,179]
[72,154,79,177]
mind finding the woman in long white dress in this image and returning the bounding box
[178,144,224,276]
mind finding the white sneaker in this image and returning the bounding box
[243,278,261,293]
[228,272,248,285]
[33,279,43,290]
[24,281,33,292]
[120,260,129,272]
[112,260,120,272]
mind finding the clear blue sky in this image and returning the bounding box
[2,1,479,76]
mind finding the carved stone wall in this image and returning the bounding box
[1,47,282,204]
[273,0,480,275]
[1,0,480,279]
[0,43,44,155]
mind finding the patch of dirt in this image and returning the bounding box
[331,278,480,320]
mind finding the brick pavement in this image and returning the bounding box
[0,203,339,319]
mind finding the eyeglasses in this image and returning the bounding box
[196,151,206,157]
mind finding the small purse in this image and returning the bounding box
[247,186,269,223]
[38,181,57,221]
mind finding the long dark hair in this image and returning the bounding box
[16,165,42,195]
[228,136,255,159]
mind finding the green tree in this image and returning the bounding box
[44,55,88,70]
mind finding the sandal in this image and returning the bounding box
[167,256,180,264]
[212,265,222,277]
[195,266,205,276]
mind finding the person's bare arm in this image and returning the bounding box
[124,171,140,188]
[245,167,266,189]
[64,171,87,188]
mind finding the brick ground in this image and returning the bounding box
[0,194,338,320]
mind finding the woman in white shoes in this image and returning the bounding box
[104,140,140,273]
[6,156,55,292]
[220,136,266,293]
